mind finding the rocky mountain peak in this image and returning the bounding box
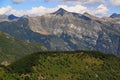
[52,8,69,16]
[110,13,120,18]
[8,14,19,20]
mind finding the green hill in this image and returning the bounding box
[0,51,120,80]
[0,32,46,63]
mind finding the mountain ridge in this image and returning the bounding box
[0,8,120,55]
[110,13,120,18]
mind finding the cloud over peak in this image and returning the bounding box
[0,4,109,17]
[95,4,109,15]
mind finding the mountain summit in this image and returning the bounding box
[110,13,120,18]
[8,14,19,20]
[52,8,69,16]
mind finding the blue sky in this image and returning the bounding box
[0,0,120,16]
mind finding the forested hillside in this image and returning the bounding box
[0,51,120,80]
[0,32,46,63]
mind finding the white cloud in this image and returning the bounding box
[95,4,109,15]
[57,5,87,13]
[83,0,104,5]
[45,0,104,5]
[110,0,120,6]
[27,6,56,16]
[12,0,24,4]
[0,6,12,15]
[0,5,109,17]
[57,4,108,16]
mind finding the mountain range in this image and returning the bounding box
[0,8,120,55]
[0,8,120,80]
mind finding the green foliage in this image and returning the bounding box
[1,51,120,80]
[0,32,46,63]
[9,53,40,74]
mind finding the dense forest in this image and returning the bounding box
[0,51,120,80]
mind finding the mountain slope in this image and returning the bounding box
[0,16,71,50]
[27,8,120,55]
[1,51,120,80]
[0,32,46,63]
[0,8,120,55]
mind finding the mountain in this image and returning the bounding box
[0,14,19,22]
[0,51,120,79]
[0,8,120,55]
[0,32,46,64]
[0,15,71,51]
[0,15,8,22]
[110,13,120,18]
[8,14,19,20]
[52,8,69,16]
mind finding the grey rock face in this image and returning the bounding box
[0,8,120,55]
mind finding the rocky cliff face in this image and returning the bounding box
[0,8,120,55]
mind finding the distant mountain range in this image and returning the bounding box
[0,8,120,55]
